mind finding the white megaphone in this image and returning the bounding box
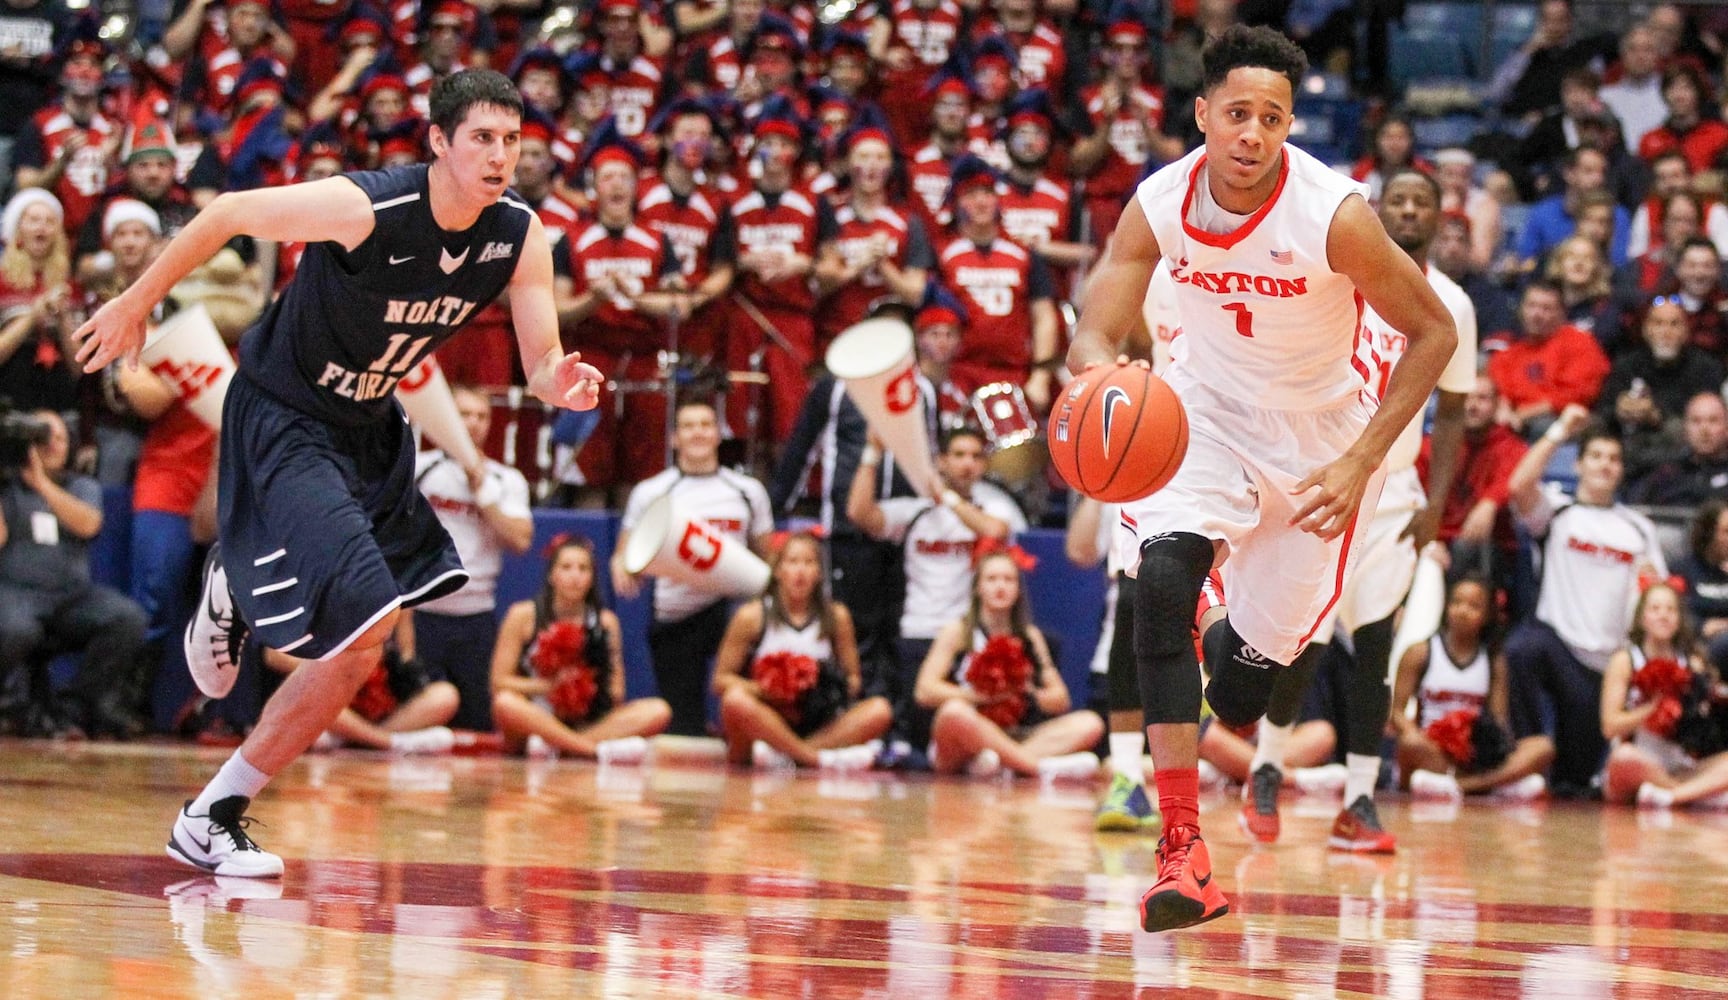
[622,493,770,597]
[140,302,237,430]
[825,317,938,497]
[395,356,484,470]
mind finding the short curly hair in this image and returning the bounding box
[1201,24,1308,96]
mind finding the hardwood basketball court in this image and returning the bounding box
[1,740,1724,997]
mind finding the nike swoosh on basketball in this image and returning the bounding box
[389,254,414,264]
[440,246,469,273]
[1099,386,1131,458]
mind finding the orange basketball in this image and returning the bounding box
[1046,365,1188,503]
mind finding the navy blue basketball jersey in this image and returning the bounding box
[239,165,534,425]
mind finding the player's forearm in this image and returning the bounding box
[1422,392,1468,513]
[524,342,567,408]
[1069,260,1154,372]
[116,198,248,316]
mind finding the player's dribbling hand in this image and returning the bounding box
[73,294,148,373]
[553,351,604,411]
[1289,451,1376,541]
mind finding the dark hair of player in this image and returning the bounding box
[429,69,525,140]
[1201,25,1308,96]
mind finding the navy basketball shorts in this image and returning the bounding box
[217,375,468,661]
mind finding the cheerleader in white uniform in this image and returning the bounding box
[1602,582,1728,808]
[915,550,1104,779]
[713,531,893,769]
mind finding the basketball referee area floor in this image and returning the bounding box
[0,739,1724,998]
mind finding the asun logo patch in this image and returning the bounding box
[477,241,515,264]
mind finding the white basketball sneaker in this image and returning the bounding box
[167,796,284,878]
[185,546,248,699]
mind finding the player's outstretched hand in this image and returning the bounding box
[1289,451,1377,541]
[554,351,604,411]
[74,294,149,373]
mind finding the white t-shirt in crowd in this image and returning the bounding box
[1523,483,1667,671]
[877,481,1028,640]
[414,450,532,617]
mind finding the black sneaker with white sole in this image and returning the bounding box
[185,545,247,699]
[167,796,284,878]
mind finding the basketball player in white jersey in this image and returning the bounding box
[1241,168,1478,854]
[1066,26,1458,932]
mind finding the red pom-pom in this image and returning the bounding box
[1646,695,1684,738]
[1424,709,1478,766]
[350,663,397,723]
[753,651,820,712]
[966,635,1034,729]
[977,693,1028,730]
[530,620,587,678]
[1632,657,1692,701]
[548,666,599,721]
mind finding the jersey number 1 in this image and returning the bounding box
[1222,302,1254,338]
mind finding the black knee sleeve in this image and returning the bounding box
[1201,617,1281,727]
[1344,615,1397,757]
[1263,642,1326,727]
[1107,572,1140,712]
[1133,533,1214,725]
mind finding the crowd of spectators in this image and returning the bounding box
[8,0,1728,809]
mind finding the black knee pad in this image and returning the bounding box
[1202,617,1281,727]
[1133,532,1215,725]
[1106,572,1140,712]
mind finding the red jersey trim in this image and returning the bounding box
[1179,149,1290,250]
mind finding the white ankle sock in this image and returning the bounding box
[1109,732,1144,784]
[1251,721,1292,775]
[1344,753,1380,806]
[191,750,271,815]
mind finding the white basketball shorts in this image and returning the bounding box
[1117,364,1385,665]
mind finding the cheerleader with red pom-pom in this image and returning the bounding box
[1389,562,1548,800]
[490,536,672,759]
[713,531,893,769]
[915,550,1103,779]
[1601,581,1728,807]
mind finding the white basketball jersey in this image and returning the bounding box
[1137,143,1374,411]
[1416,633,1491,729]
[1142,260,1179,375]
[1364,265,1478,473]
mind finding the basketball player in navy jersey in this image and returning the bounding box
[75,70,603,878]
[1067,26,1456,932]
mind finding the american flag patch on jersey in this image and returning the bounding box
[1269,249,1293,265]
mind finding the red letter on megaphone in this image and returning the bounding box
[883,363,917,415]
[677,521,722,571]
